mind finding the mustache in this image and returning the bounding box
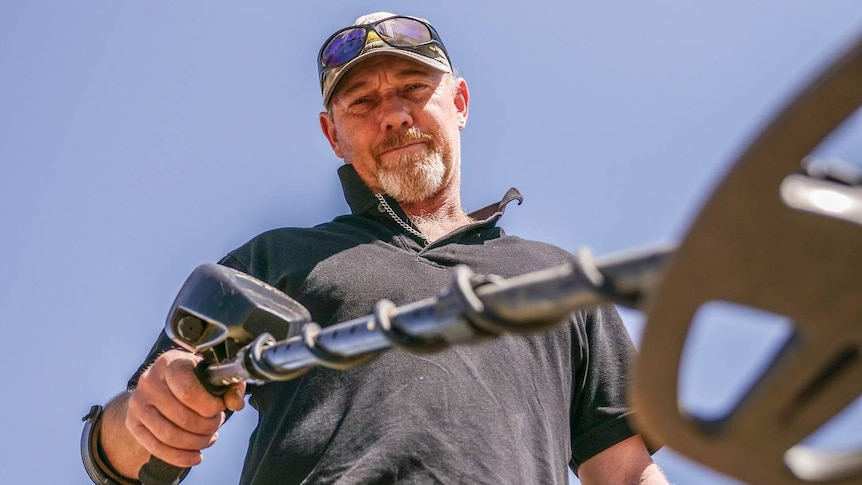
[372,128,435,157]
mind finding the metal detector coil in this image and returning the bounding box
[631,32,862,485]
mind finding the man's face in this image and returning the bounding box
[319,56,469,204]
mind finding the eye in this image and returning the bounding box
[406,83,431,92]
[401,83,431,99]
[344,96,375,114]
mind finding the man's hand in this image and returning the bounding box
[124,349,246,469]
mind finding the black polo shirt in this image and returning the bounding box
[133,165,638,484]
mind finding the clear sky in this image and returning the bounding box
[2,2,861,484]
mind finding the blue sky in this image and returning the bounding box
[2,2,861,484]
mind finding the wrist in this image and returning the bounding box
[81,404,142,485]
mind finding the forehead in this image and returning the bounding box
[333,56,442,96]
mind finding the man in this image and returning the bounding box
[86,11,667,484]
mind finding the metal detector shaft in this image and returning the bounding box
[138,244,673,485]
[203,244,675,387]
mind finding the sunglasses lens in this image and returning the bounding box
[321,28,367,67]
[376,17,432,46]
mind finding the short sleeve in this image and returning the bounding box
[569,304,639,468]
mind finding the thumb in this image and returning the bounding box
[223,382,247,412]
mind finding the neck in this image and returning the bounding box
[409,206,473,241]
[399,184,472,242]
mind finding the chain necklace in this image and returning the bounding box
[375,193,431,246]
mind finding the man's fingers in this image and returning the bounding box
[133,382,223,435]
[131,360,224,435]
[223,382,247,412]
[128,421,209,468]
[163,357,227,418]
[145,406,219,452]
[126,393,220,468]
[127,389,222,453]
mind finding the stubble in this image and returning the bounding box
[374,127,448,203]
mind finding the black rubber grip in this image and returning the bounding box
[138,456,188,485]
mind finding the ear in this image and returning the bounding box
[319,111,345,158]
[453,78,470,131]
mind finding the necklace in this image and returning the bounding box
[375,193,431,246]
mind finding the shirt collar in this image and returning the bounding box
[337,163,523,224]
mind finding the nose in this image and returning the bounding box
[379,93,413,132]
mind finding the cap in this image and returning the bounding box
[319,12,452,106]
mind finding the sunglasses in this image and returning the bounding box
[317,15,449,84]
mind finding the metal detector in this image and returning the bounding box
[125,30,862,485]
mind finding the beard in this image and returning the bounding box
[377,150,446,203]
[374,128,448,203]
